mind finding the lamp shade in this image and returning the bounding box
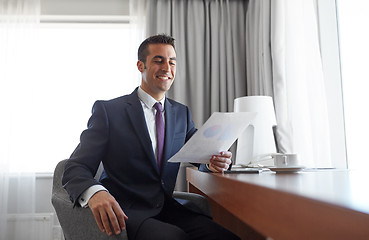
[234,96,277,166]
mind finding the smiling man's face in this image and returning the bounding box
[137,43,176,101]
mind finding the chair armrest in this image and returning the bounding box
[173,191,212,217]
[52,160,128,240]
[52,193,128,240]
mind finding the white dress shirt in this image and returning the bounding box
[78,87,165,207]
[137,86,166,161]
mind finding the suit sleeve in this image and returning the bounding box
[62,101,109,205]
[185,105,197,141]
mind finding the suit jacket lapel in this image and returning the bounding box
[126,90,158,170]
[162,99,176,171]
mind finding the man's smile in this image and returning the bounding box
[156,75,172,80]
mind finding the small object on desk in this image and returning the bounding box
[268,166,305,173]
[224,168,262,174]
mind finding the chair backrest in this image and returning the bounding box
[52,160,70,202]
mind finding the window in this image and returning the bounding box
[316,0,347,168]
[337,0,369,169]
[9,23,141,172]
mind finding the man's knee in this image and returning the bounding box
[162,226,189,240]
[136,218,189,240]
[137,226,188,240]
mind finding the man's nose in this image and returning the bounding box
[162,61,170,71]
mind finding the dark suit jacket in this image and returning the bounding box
[62,88,199,239]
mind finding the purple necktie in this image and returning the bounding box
[153,102,164,171]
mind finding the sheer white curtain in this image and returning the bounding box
[270,0,332,167]
[129,0,147,56]
[245,0,332,167]
[0,0,40,239]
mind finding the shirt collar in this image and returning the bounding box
[137,87,165,109]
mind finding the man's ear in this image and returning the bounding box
[137,60,145,73]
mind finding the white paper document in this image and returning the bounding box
[168,112,256,164]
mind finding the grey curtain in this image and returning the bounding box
[145,0,249,127]
[246,0,273,97]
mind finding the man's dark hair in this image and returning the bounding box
[138,34,175,64]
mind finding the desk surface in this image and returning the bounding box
[186,167,369,240]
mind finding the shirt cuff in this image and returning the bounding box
[198,164,213,172]
[78,185,108,208]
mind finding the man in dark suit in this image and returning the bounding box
[62,34,240,240]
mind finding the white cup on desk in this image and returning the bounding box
[273,153,299,168]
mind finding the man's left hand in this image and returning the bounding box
[208,151,232,172]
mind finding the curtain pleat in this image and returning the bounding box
[246,0,273,96]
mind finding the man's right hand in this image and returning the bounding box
[88,191,128,236]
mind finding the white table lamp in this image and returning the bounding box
[234,96,277,167]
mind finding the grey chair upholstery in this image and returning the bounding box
[52,159,211,240]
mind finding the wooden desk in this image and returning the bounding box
[186,167,369,240]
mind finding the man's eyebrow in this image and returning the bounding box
[152,55,176,61]
[153,55,164,60]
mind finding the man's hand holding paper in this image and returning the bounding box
[207,151,233,172]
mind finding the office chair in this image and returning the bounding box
[52,159,211,240]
